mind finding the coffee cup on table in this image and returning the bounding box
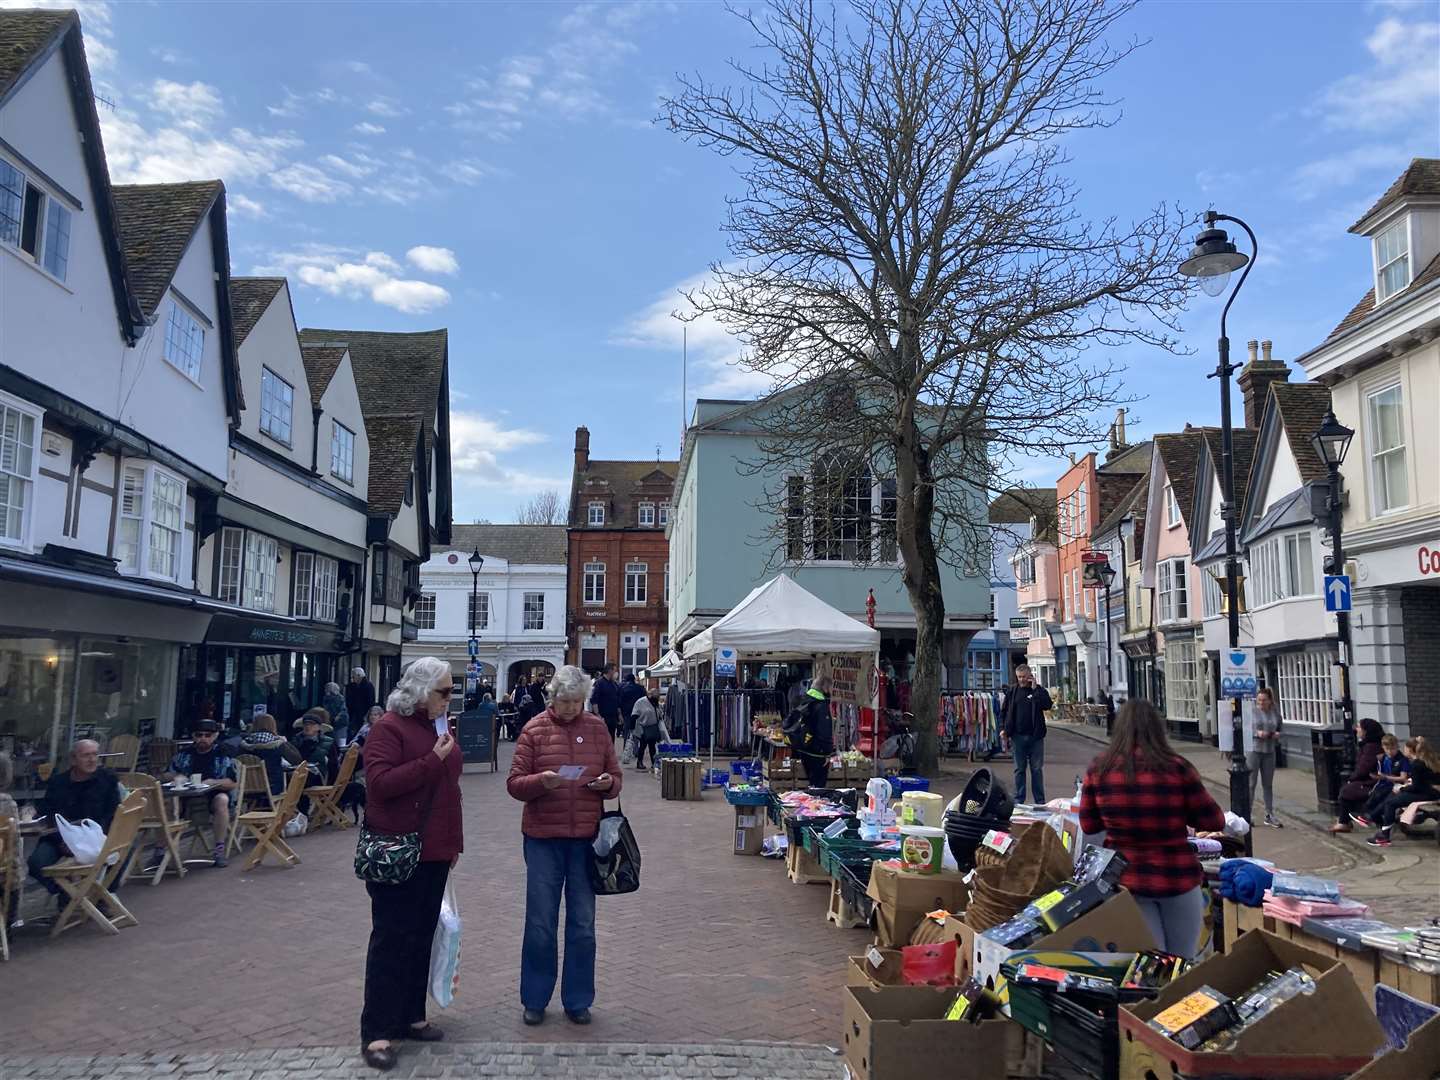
[190,772,203,788]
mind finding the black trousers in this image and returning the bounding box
[801,754,829,789]
[360,860,450,1044]
[635,731,661,768]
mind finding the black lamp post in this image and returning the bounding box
[1100,563,1117,735]
[1310,410,1355,737]
[468,549,484,686]
[1179,210,1257,845]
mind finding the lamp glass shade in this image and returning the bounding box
[1178,227,1249,296]
[1099,565,1117,588]
[1310,412,1354,468]
[468,549,484,574]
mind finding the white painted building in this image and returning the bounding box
[407,524,568,696]
[0,10,241,751]
[1294,158,1440,742]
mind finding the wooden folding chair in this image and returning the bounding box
[44,791,146,938]
[117,773,187,886]
[238,763,309,871]
[306,744,360,831]
[144,738,176,777]
[107,734,141,772]
[228,759,275,856]
[0,815,17,961]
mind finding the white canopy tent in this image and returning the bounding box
[679,574,881,769]
[645,649,684,679]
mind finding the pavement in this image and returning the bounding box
[3,729,1432,1079]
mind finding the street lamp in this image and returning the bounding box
[1179,209,1257,848]
[468,548,484,687]
[1310,410,1355,737]
[1099,563,1117,734]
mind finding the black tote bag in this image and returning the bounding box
[590,800,641,896]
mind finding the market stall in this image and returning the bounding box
[680,574,881,772]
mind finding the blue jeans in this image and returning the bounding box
[521,836,597,1013]
[1012,734,1046,803]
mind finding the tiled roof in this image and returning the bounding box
[299,345,346,406]
[299,328,448,515]
[229,277,284,348]
[1270,382,1333,485]
[1326,251,1440,341]
[1094,473,1148,546]
[1101,439,1153,474]
[1198,428,1259,512]
[0,9,70,100]
[989,488,1056,526]
[1350,158,1440,232]
[1154,431,1207,533]
[1097,470,1144,527]
[571,459,677,527]
[111,181,222,318]
[444,525,567,567]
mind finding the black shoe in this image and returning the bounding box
[361,1044,397,1071]
[522,1008,545,1026]
[566,1008,592,1025]
[405,1023,444,1042]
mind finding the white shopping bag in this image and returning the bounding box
[428,880,462,1009]
[283,811,308,838]
[54,815,108,865]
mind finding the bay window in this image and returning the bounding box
[1275,649,1338,727]
[243,531,277,612]
[1249,531,1317,607]
[117,462,187,583]
[0,394,41,547]
[1157,557,1188,623]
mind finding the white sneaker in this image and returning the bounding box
[1264,814,1283,828]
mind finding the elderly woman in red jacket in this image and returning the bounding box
[359,657,463,1072]
[508,664,621,1027]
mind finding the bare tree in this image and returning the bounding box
[662,0,1193,773]
[516,490,565,525]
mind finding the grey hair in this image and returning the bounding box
[387,657,452,716]
[72,739,100,756]
[547,664,593,703]
[324,681,341,696]
[366,705,384,720]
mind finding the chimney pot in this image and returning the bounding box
[1247,340,1258,363]
[1261,340,1273,363]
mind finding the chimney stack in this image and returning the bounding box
[1104,408,1131,462]
[1237,338,1291,430]
[574,426,590,472]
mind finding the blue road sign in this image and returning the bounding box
[468,637,480,658]
[1324,574,1352,612]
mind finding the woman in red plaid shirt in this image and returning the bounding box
[1079,700,1224,958]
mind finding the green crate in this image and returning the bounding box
[1003,979,1056,1043]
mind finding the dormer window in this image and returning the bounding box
[588,502,604,526]
[638,502,655,527]
[1375,218,1410,303]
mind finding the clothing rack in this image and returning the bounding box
[940,689,1008,761]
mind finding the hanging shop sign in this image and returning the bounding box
[1008,616,1030,642]
[1219,647,1258,700]
[715,646,738,678]
[815,653,867,706]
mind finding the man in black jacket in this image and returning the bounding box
[591,664,623,741]
[1001,664,1053,803]
[618,672,646,741]
[345,667,376,730]
[30,739,123,895]
[789,676,835,789]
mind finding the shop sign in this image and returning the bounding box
[1354,539,1440,587]
[714,646,737,678]
[206,613,342,652]
[1009,616,1030,642]
[814,653,866,705]
[1219,647,1258,699]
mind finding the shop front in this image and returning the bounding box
[176,612,351,734]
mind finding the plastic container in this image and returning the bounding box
[901,791,943,826]
[899,825,946,874]
[889,775,931,794]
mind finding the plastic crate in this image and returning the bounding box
[724,785,771,807]
[888,776,931,793]
[837,861,875,921]
[657,742,694,756]
[730,760,761,779]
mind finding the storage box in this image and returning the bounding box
[841,985,1010,1080]
[865,862,970,948]
[974,888,1157,998]
[734,806,765,856]
[1347,1009,1440,1079]
[1119,930,1387,1079]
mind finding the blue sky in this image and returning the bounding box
[25,0,1439,520]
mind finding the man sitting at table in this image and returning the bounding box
[28,739,124,901]
[167,720,238,868]
[291,709,336,781]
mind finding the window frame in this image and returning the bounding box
[658,503,670,526]
[625,561,648,605]
[522,592,545,631]
[313,554,338,622]
[1275,649,1339,727]
[162,299,206,384]
[292,550,314,618]
[467,591,490,630]
[638,502,656,527]
[1164,484,1180,528]
[1157,556,1189,624]
[1374,217,1411,303]
[587,502,605,526]
[243,530,278,612]
[414,592,436,630]
[0,392,43,550]
[0,158,71,284]
[115,460,188,583]
[1366,382,1409,516]
[259,366,295,447]
[330,420,355,484]
[783,462,898,565]
[216,525,244,604]
[582,561,606,605]
[1164,638,1203,722]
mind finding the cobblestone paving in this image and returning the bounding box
[0,1043,847,1079]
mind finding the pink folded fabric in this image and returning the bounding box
[1263,891,1370,919]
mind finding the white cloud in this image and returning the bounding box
[320,152,380,180]
[228,192,268,219]
[446,158,505,184]
[353,121,386,135]
[256,245,452,314]
[1314,12,1440,132]
[448,409,565,494]
[152,46,185,65]
[367,96,408,118]
[101,111,301,185]
[151,79,223,127]
[345,60,373,75]
[406,245,460,275]
[270,162,352,203]
[1291,144,1411,200]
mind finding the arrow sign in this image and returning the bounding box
[1324,574,1352,613]
[468,637,480,658]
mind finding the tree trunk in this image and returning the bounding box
[894,416,947,776]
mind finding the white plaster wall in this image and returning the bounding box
[389,462,422,556]
[75,450,116,555]
[236,281,313,470]
[31,464,68,551]
[317,354,369,496]
[1262,439,1304,514]
[224,451,367,548]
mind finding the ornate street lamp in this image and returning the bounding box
[1099,562,1117,735]
[468,548,484,683]
[1310,410,1356,739]
[1179,210,1257,849]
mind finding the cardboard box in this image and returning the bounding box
[973,887,1157,997]
[1348,1009,1440,1080]
[734,806,764,856]
[847,948,906,988]
[842,984,1010,1080]
[865,862,970,948]
[1119,930,1387,1078]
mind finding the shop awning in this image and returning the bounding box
[681,574,880,661]
[202,609,346,652]
[645,649,684,678]
[0,556,214,641]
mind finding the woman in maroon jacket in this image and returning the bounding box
[507,664,621,1027]
[359,657,463,1072]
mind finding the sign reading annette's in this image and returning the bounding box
[205,613,342,652]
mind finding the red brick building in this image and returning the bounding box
[566,427,677,677]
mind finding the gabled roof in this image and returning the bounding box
[300,345,347,406]
[571,459,677,527]
[0,9,142,343]
[1326,251,1440,341]
[229,277,285,349]
[1198,428,1258,511]
[989,488,1056,526]
[298,328,449,518]
[111,181,223,319]
[1101,439,1153,474]
[1153,431,1208,532]
[445,524,567,566]
[1350,158,1440,233]
[1094,472,1148,546]
[1097,470,1144,527]
[1269,383,1332,485]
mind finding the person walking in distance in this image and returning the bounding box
[590,663,623,743]
[1249,688,1284,828]
[358,657,463,1072]
[1002,665,1053,803]
[347,667,377,733]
